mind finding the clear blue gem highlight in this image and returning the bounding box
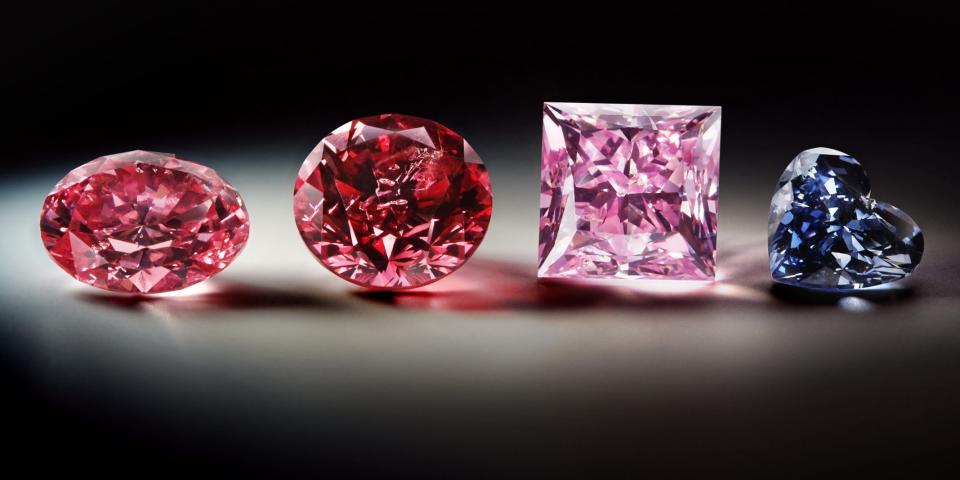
[769,148,923,289]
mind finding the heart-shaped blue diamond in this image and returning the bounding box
[769,148,923,289]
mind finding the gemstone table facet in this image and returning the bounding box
[294,114,493,289]
[40,150,250,294]
[769,147,923,289]
[539,102,721,280]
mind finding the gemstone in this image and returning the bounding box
[40,150,250,294]
[294,114,493,289]
[768,147,923,289]
[538,102,721,280]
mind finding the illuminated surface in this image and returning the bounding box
[3,146,957,474]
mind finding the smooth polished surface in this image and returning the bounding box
[5,143,960,475]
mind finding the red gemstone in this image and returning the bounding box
[294,114,493,289]
[40,151,250,294]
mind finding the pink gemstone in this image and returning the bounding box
[294,114,493,289]
[40,151,250,293]
[539,103,721,280]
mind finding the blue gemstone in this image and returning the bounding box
[768,148,923,289]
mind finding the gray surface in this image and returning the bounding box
[4,147,959,470]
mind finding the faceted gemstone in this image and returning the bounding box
[40,151,250,294]
[294,114,493,289]
[769,147,923,289]
[539,102,721,280]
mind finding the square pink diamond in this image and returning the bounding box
[539,102,721,280]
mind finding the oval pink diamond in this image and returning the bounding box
[294,114,493,289]
[40,150,250,294]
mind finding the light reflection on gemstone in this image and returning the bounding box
[40,150,250,294]
[294,114,493,290]
[768,148,923,289]
[538,102,721,281]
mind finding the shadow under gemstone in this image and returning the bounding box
[770,281,915,306]
[76,279,344,315]
[352,258,771,313]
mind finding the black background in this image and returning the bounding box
[4,4,958,478]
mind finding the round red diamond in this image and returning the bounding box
[294,114,493,289]
[40,150,250,294]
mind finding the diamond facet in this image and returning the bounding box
[538,102,721,280]
[294,114,493,289]
[769,147,923,289]
[40,150,250,293]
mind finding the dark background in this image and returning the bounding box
[4,4,958,477]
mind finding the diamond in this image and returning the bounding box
[40,150,250,293]
[538,102,721,280]
[294,114,493,289]
[769,147,923,289]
